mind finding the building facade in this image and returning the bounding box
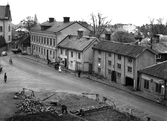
[0,4,12,50]
[30,17,91,62]
[139,61,167,105]
[58,29,99,72]
[92,41,157,89]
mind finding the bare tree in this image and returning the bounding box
[90,12,111,39]
[20,16,37,31]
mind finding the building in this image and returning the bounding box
[30,17,91,62]
[57,29,99,72]
[139,61,167,104]
[0,4,12,50]
[92,41,157,89]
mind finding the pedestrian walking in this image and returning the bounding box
[58,65,62,73]
[78,70,81,77]
[61,105,68,114]
[4,73,7,83]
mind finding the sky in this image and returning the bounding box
[1,0,167,26]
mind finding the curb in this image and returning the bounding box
[22,56,47,65]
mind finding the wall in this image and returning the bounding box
[31,32,57,61]
[0,20,12,50]
[140,73,165,100]
[136,50,156,88]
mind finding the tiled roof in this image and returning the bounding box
[0,5,11,20]
[41,21,75,32]
[58,35,97,51]
[139,61,167,79]
[92,41,155,58]
[152,42,167,53]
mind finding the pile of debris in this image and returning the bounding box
[14,88,60,115]
[16,98,59,114]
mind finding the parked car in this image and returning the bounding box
[1,51,7,56]
[12,48,22,54]
[21,51,28,55]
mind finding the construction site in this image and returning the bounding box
[1,88,142,121]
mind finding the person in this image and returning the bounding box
[4,73,7,83]
[78,70,81,77]
[61,105,68,114]
[58,65,62,73]
[9,57,12,64]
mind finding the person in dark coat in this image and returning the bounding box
[61,105,68,114]
[4,73,7,83]
[78,70,81,77]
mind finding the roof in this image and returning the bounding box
[139,61,167,79]
[0,4,12,20]
[152,42,167,53]
[31,21,91,33]
[92,41,156,58]
[58,35,98,51]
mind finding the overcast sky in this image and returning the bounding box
[1,0,167,26]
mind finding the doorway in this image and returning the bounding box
[125,77,134,87]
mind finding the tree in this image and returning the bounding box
[138,18,167,38]
[90,12,111,39]
[20,16,37,31]
[111,31,136,43]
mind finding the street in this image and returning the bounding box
[0,53,167,121]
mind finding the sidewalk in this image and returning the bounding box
[20,54,165,105]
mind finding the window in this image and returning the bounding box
[144,79,149,89]
[71,51,73,57]
[61,49,63,55]
[44,48,45,55]
[0,26,2,32]
[108,60,111,66]
[47,38,49,45]
[118,55,121,60]
[98,67,101,73]
[70,61,73,66]
[117,63,121,69]
[44,38,46,44]
[53,39,55,46]
[50,38,52,46]
[108,52,111,57]
[98,50,101,54]
[156,55,161,59]
[108,69,111,74]
[127,66,132,73]
[128,57,132,63]
[78,53,81,59]
[117,72,121,78]
[50,50,52,55]
[98,58,101,63]
[8,35,10,41]
[155,83,161,93]
[8,25,10,32]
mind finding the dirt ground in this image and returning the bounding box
[0,90,142,121]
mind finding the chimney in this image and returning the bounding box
[77,28,84,38]
[49,17,54,23]
[63,17,70,23]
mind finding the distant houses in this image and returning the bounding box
[30,17,91,62]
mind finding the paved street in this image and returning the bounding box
[0,53,167,121]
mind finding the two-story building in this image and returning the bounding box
[0,4,12,50]
[139,61,167,105]
[92,41,157,90]
[57,29,99,72]
[30,17,91,62]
